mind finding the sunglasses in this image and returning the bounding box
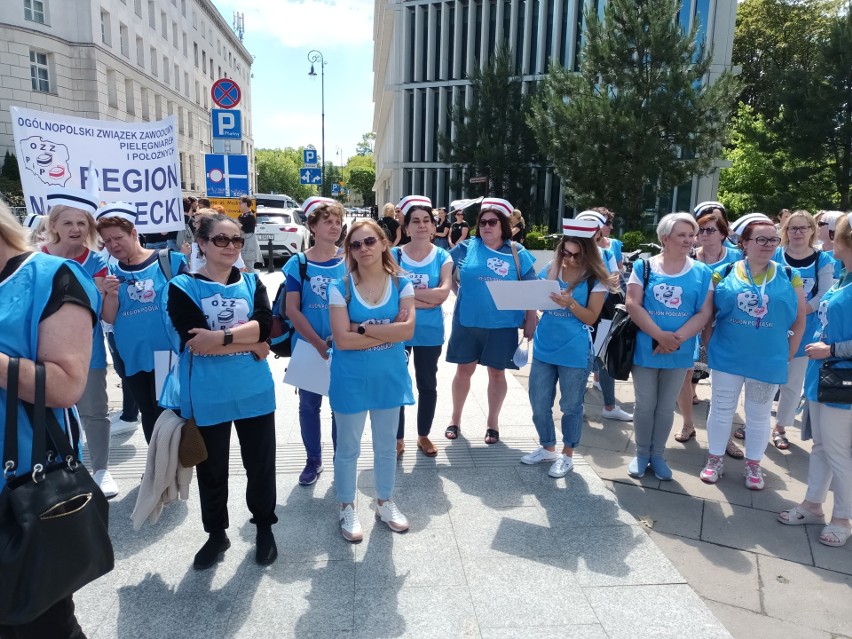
[697,227,718,235]
[115,276,146,292]
[350,236,380,250]
[206,234,245,248]
[817,221,830,227]
[454,212,464,216]
[562,249,581,259]
[479,218,500,227]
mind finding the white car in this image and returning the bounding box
[255,206,310,259]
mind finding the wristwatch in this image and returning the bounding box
[222,327,233,345]
[357,323,367,335]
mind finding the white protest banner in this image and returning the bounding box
[11,107,182,233]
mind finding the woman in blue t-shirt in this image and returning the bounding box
[771,210,835,450]
[329,219,416,543]
[778,214,852,548]
[701,214,806,490]
[284,197,346,487]
[392,195,453,458]
[521,218,615,478]
[445,197,538,445]
[165,214,277,569]
[626,213,714,481]
[97,204,187,443]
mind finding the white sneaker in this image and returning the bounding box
[520,447,560,465]
[602,406,633,421]
[339,504,363,542]
[110,419,139,436]
[744,462,765,491]
[93,469,119,499]
[548,454,574,478]
[592,381,602,391]
[375,500,409,532]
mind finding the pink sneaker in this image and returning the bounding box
[744,461,764,490]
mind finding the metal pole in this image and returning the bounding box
[308,50,326,196]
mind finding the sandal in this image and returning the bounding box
[819,523,852,547]
[417,436,438,457]
[674,424,696,443]
[396,440,405,458]
[691,396,701,405]
[484,429,500,445]
[772,431,790,450]
[733,426,745,440]
[725,439,744,459]
[444,425,460,440]
[777,505,825,527]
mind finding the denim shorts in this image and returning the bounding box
[445,316,519,370]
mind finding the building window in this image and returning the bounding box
[162,55,169,84]
[193,42,198,67]
[192,10,197,29]
[29,50,50,92]
[174,63,179,90]
[209,59,213,79]
[194,80,200,104]
[119,23,129,57]
[167,100,174,116]
[202,50,206,75]
[136,36,144,66]
[150,46,157,75]
[178,106,184,134]
[180,0,185,17]
[106,69,117,107]
[134,0,141,17]
[140,86,150,120]
[148,1,155,29]
[187,112,193,139]
[100,10,111,46]
[182,32,187,56]
[203,87,208,110]
[155,94,162,119]
[24,0,46,24]
[217,65,221,79]
[125,79,135,115]
[184,71,189,96]
[161,11,167,38]
[172,21,178,47]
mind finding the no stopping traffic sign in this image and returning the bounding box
[211,79,241,109]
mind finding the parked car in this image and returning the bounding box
[255,193,300,209]
[255,206,310,259]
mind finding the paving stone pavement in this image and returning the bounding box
[76,275,848,637]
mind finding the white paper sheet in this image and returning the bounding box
[486,279,562,310]
[283,339,331,396]
[593,319,613,357]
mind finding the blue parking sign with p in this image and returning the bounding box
[303,149,317,166]
[212,109,241,139]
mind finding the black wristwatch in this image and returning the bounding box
[357,323,367,335]
[222,328,233,345]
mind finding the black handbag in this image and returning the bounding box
[601,259,649,381]
[0,358,114,625]
[817,359,852,404]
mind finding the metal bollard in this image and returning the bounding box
[267,239,274,273]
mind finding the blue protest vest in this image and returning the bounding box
[393,245,451,347]
[804,278,852,409]
[283,253,346,345]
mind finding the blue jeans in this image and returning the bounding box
[299,388,337,458]
[334,407,399,504]
[595,356,616,407]
[529,356,592,449]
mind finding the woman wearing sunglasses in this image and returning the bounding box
[392,196,453,458]
[769,211,835,450]
[521,218,615,477]
[445,197,538,445]
[328,219,415,541]
[163,213,277,568]
[448,205,470,249]
[98,204,187,443]
[701,214,806,489]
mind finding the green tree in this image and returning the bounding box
[255,148,314,201]
[355,132,376,156]
[1,151,20,180]
[438,43,543,219]
[348,167,376,206]
[0,151,23,207]
[529,0,739,227]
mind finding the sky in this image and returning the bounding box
[211,0,375,164]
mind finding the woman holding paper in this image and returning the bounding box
[284,196,346,486]
[97,204,187,443]
[392,195,453,457]
[445,197,537,445]
[329,219,415,542]
[521,218,613,477]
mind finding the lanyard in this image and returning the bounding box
[744,260,769,329]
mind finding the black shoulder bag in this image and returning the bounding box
[0,359,114,625]
[601,259,650,381]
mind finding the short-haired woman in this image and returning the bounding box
[626,213,715,480]
[433,207,451,249]
[329,219,416,542]
[285,197,346,486]
[521,218,616,477]
[97,205,187,443]
[701,214,806,489]
[164,213,278,568]
[445,197,538,444]
[770,210,835,449]
[448,205,470,249]
[392,195,453,457]
[778,214,852,547]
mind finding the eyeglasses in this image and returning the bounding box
[454,212,464,216]
[787,226,811,234]
[206,234,245,248]
[479,218,500,228]
[817,221,830,227]
[562,249,581,259]
[350,236,379,250]
[747,236,782,247]
[604,221,613,227]
[697,227,718,235]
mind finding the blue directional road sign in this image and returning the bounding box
[303,149,318,166]
[212,109,242,139]
[205,154,249,197]
[299,167,322,185]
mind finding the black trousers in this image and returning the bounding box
[105,332,139,421]
[0,596,85,639]
[397,345,442,439]
[196,412,278,533]
[123,370,164,443]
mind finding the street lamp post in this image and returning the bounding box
[307,50,326,196]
